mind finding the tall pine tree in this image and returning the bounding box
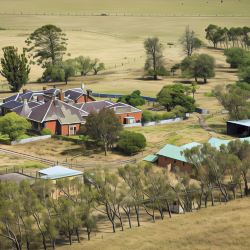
[0,46,30,92]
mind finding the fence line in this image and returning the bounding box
[0,12,248,18]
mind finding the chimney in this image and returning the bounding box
[81,83,85,90]
[86,89,92,97]
[23,89,28,94]
[59,89,64,102]
[43,87,47,91]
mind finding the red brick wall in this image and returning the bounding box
[60,123,81,136]
[117,111,142,124]
[158,156,193,174]
[76,95,95,103]
[45,121,57,134]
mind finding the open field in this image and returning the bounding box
[59,197,250,250]
[0,1,247,168]
[0,0,250,16]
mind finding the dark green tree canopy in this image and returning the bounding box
[118,131,146,155]
[0,46,30,92]
[25,24,67,66]
[224,48,250,68]
[84,109,122,155]
[181,54,215,83]
[157,84,196,112]
[118,90,145,107]
[0,112,31,141]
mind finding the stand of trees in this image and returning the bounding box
[1,139,250,249]
[205,24,250,49]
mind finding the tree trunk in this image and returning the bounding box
[204,77,207,84]
[87,230,91,241]
[165,199,172,218]
[134,205,140,227]
[69,231,72,245]
[76,228,80,243]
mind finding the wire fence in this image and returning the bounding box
[0,11,249,18]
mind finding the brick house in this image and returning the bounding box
[1,87,142,135]
[75,100,142,125]
[12,98,88,135]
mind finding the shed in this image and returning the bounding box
[38,166,83,180]
[143,154,158,163]
[227,120,250,137]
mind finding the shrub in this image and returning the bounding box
[0,113,31,141]
[118,90,145,107]
[41,128,52,135]
[117,131,146,155]
[224,48,249,68]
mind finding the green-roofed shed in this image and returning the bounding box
[143,154,158,163]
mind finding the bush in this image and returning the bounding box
[224,48,249,68]
[118,90,145,107]
[41,128,52,135]
[0,113,31,141]
[117,131,146,155]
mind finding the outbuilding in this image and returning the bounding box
[227,120,250,137]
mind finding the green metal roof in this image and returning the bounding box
[157,144,188,163]
[180,142,202,150]
[208,138,230,150]
[143,154,158,163]
[228,120,250,127]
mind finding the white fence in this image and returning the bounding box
[143,117,183,127]
[11,135,51,145]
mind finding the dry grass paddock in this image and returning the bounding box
[59,197,250,250]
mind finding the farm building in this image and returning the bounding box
[74,100,142,125]
[0,86,142,135]
[144,137,250,174]
[227,120,250,137]
[38,165,83,181]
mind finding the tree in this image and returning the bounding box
[205,24,225,48]
[213,84,250,120]
[224,48,249,68]
[157,84,196,112]
[118,90,145,107]
[41,63,65,82]
[0,46,30,92]
[117,131,146,155]
[144,37,166,80]
[181,54,215,83]
[0,112,31,141]
[91,58,105,75]
[239,65,250,83]
[25,24,67,66]
[84,109,122,155]
[180,26,202,56]
[76,56,93,76]
[62,59,77,84]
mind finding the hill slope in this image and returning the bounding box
[60,198,250,250]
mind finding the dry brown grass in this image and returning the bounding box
[59,197,250,250]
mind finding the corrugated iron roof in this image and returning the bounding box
[228,120,250,127]
[143,154,158,163]
[38,166,83,180]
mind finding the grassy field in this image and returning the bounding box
[0,0,250,15]
[59,197,250,250]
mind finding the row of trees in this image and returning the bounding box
[205,24,250,49]
[40,56,105,84]
[1,139,250,249]
[0,24,105,92]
